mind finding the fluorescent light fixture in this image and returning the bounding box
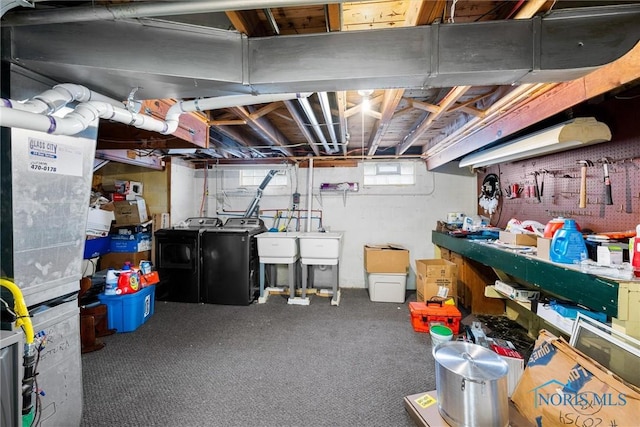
[458,117,611,169]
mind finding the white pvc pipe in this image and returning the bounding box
[164,92,311,135]
[4,83,123,114]
[306,157,313,232]
[1,84,310,137]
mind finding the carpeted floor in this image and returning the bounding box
[80,289,435,427]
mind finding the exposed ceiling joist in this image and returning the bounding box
[426,40,640,169]
[228,105,294,156]
[367,89,405,156]
[283,99,321,156]
[396,86,471,155]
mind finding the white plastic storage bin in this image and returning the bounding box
[367,273,407,303]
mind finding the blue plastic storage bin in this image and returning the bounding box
[97,285,155,332]
[550,300,607,324]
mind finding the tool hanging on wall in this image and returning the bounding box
[577,159,593,208]
[532,171,541,202]
[622,159,638,213]
[601,157,614,205]
[479,173,500,216]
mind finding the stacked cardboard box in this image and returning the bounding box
[364,244,410,303]
[415,259,457,302]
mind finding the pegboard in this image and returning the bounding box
[476,94,640,232]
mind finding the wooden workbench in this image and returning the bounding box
[432,231,640,339]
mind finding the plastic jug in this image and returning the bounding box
[117,263,140,294]
[105,268,118,296]
[550,219,587,264]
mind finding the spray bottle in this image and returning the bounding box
[632,224,640,278]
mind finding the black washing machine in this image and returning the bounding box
[200,218,266,305]
[154,217,222,303]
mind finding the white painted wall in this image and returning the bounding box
[184,160,477,289]
[169,158,198,226]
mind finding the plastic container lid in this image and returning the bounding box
[433,341,508,381]
[431,325,453,337]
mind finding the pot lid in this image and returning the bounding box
[434,342,508,381]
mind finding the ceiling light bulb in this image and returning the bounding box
[362,97,370,111]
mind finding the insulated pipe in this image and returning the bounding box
[306,157,313,232]
[298,97,334,154]
[318,92,339,153]
[3,0,351,25]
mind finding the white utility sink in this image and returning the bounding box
[298,232,343,265]
[255,232,300,264]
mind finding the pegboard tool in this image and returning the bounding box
[601,157,613,205]
[577,160,593,208]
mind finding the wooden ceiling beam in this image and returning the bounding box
[344,95,384,118]
[396,86,471,155]
[423,83,547,157]
[426,40,640,169]
[408,0,446,25]
[250,102,283,120]
[208,119,247,126]
[410,99,441,114]
[326,4,341,31]
[228,106,294,156]
[226,10,269,36]
[367,88,405,156]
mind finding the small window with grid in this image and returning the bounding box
[363,162,415,186]
[239,169,288,186]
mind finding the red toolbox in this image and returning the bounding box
[409,300,462,334]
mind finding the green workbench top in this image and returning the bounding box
[432,231,619,317]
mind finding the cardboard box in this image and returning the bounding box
[103,179,144,200]
[597,244,624,265]
[86,207,115,237]
[113,198,149,226]
[512,330,640,427]
[83,235,111,259]
[536,303,574,335]
[499,231,537,246]
[99,251,151,270]
[110,232,152,253]
[363,244,409,273]
[415,259,457,302]
[113,220,153,235]
[537,237,551,260]
[152,213,171,230]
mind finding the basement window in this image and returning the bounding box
[239,169,288,186]
[363,162,415,185]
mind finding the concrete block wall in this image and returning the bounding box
[180,160,477,289]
